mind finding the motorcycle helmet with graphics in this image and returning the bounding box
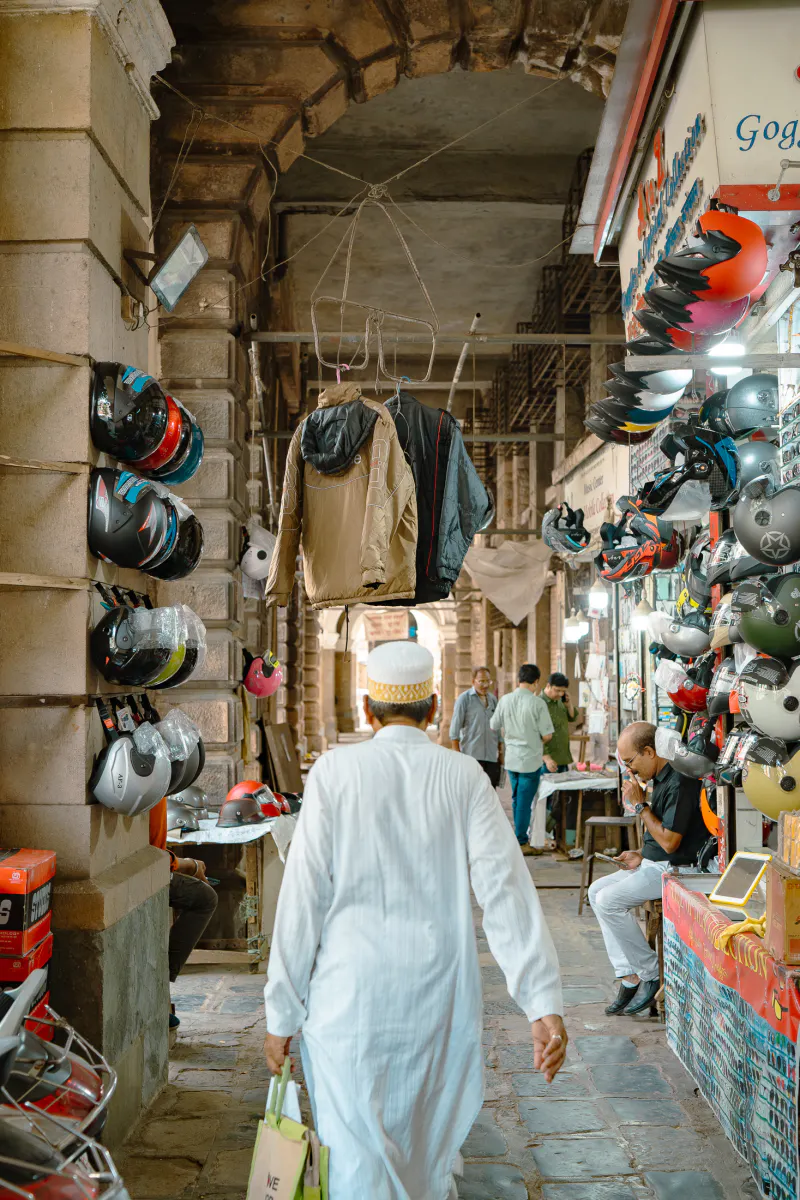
[90,362,168,461]
[87,469,171,571]
[148,512,204,581]
[724,373,779,439]
[708,655,738,718]
[741,738,800,820]
[594,509,681,582]
[677,530,712,614]
[735,657,800,741]
[634,307,729,353]
[654,207,768,303]
[732,573,800,658]
[644,286,750,336]
[541,503,591,555]
[733,475,800,567]
[243,650,283,698]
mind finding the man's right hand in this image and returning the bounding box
[264,1033,292,1075]
[531,1014,568,1082]
[615,850,643,871]
[544,755,558,772]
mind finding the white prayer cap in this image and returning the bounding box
[367,640,434,704]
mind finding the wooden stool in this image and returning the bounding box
[644,898,665,1018]
[577,816,639,915]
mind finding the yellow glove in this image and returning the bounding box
[715,914,766,954]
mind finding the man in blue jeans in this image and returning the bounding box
[491,664,554,856]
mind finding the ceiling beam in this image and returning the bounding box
[253,331,626,346]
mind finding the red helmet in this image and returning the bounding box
[595,509,681,583]
[655,208,768,303]
[667,667,709,713]
[243,650,283,697]
[131,394,183,474]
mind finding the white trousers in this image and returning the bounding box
[587,860,670,982]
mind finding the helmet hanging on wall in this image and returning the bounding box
[609,361,693,395]
[733,475,800,568]
[741,739,800,820]
[735,657,800,741]
[87,469,171,571]
[653,207,768,302]
[541,503,591,555]
[90,362,168,461]
[707,656,738,718]
[732,574,800,658]
[724,373,779,439]
[644,286,750,336]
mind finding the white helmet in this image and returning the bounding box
[89,701,170,816]
[240,519,276,581]
[735,657,800,740]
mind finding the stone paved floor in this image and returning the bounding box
[118,782,757,1199]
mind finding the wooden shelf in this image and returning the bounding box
[0,340,89,368]
[0,573,90,592]
[0,455,89,476]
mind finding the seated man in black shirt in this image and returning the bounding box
[588,721,706,1016]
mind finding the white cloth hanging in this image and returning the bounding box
[264,726,563,1200]
[463,540,553,625]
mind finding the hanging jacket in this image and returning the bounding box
[385,392,494,604]
[265,384,417,609]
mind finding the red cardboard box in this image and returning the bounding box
[0,932,52,987]
[0,849,55,954]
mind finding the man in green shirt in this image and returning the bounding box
[542,673,580,774]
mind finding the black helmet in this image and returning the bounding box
[670,715,719,779]
[87,469,171,570]
[148,400,194,481]
[90,604,172,686]
[677,530,712,614]
[541,503,591,555]
[733,476,800,568]
[148,512,204,580]
[725,373,779,438]
[90,363,169,461]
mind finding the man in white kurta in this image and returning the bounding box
[264,641,565,1200]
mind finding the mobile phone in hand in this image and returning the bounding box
[594,852,620,863]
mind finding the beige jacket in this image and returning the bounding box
[265,384,418,609]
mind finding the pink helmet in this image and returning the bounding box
[242,649,283,697]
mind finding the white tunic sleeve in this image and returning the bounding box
[467,774,563,1023]
[264,764,334,1038]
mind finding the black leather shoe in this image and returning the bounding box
[605,982,639,1015]
[623,977,660,1015]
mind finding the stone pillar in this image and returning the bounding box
[455,585,473,701]
[334,649,357,734]
[512,453,529,538]
[438,635,456,746]
[301,602,323,755]
[0,0,174,1140]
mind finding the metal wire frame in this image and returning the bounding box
[0,1103,128,1199]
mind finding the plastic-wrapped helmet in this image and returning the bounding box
[644,286,750,336]
[166,796,200,835]
[735,657,800,740]
[670,715,719,779]
[709,592,742,650]
[707,656,738,718]
[608,361,693,395]
[733,475,800,567]
[154,607,206,691]
[131,394,183,475]
[541,503,591,555]
[724,373,779,438]
[217,781,269,827]
[732,573,800,658]
[148,512,204,581]
[714,726,750,785]
[89,702,170,817]
[90,362,168,461]
[240,521,277,581]
[741,738,800,820]
[653,207,768,302]
[661,611,712,658]
[242,650,283,698]
[88,469,171,570]
[654,657,709,711]
[734,438,780,492]
[90,604,172,686]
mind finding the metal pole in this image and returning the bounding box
[309,379,494,391]
[248,343,278,527]
[447,313,480,413]
[251,331,627,346]
[260,431,564,442]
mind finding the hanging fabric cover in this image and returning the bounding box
[463,541,553,626]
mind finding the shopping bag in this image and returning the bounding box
[247,1059,308,1200]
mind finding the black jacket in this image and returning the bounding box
[385,392,493,604]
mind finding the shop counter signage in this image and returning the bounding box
[622,114,706,327]
[663,878,798,1200]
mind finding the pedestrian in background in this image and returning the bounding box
[450,665,503,786]
[542,672,580,774]
[490,664,554,855]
